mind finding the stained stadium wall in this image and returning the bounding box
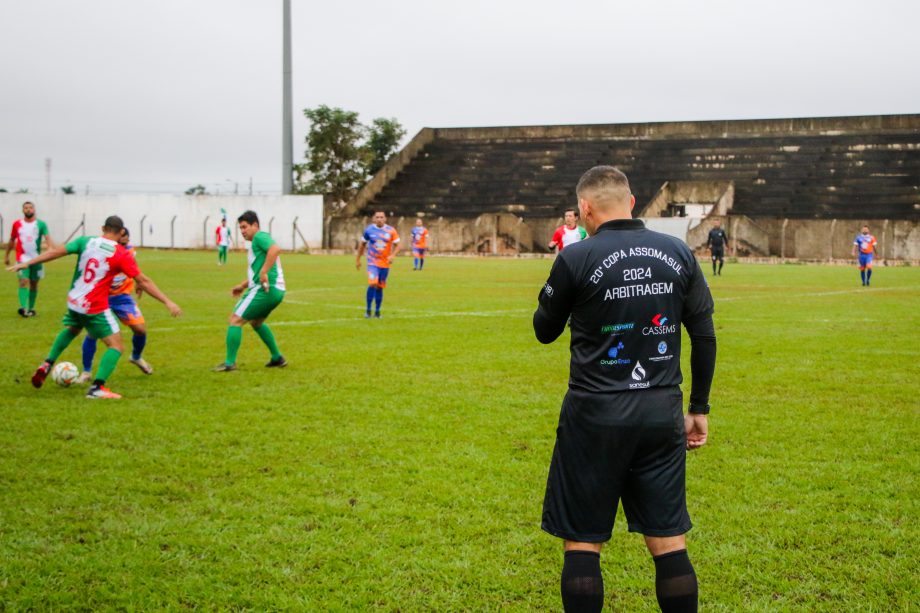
[0,193,323,251]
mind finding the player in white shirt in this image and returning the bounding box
[4,201,56,317]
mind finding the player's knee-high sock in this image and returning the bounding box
[254,324,281,360]
[718,259,723,274]
[225,325,242,365]
[711,261,717,274]
[860,269,866,284]
[47,328,79,363]
[866,268,872,284]
[18,287,28,310]
[365,286,375,313]
[82,336,97,372]
[94,348,122,385]
[560,550,603,613]
[131,333,147,360]
[374,287,383,313]
[419,257,424,270]
[653,549,698,613]
[28,288,38,310]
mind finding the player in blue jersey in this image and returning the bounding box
[356,211,400,318]
[852,225,878,286]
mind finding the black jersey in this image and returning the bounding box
[707,228,728,249]
[534,219,714,398]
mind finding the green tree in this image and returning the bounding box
[295,105,405,204]
[61,185,75,194]
[185,184,207,196]
[366,117,406,176]
[0,188,7,193]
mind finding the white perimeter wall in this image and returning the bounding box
[0,194,323,250]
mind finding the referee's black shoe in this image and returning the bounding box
[17,308,27,317]
[265,356,287,368]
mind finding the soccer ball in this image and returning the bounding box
[51,362,80,387]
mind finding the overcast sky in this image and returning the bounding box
[1,0,917,195]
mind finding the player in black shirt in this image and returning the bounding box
[706,220,729,276]
[534,166,716,613]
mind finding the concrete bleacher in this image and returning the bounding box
[349,115,920,221]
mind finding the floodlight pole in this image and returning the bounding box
[281,0,293,195]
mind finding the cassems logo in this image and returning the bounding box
[642,313,677,336]
[629,361,650,388]
[600,341,631,366]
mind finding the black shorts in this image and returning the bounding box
[711,247,724,260]
[541,387,690,542]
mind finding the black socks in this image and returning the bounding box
[653,549,698,613]
[561,550,604,613]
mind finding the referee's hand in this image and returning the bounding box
[685,414,709,450]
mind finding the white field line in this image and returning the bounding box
[152,304,532,333]
[716,286,918,302]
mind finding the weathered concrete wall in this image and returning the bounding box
[330,213,919,260]
[432,114,920,142]
[751,218,920,260]
[331,214,546,254]
[0,193,323,250]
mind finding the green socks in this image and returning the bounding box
[95,348,122,384]
[254,324,282,360]
[48,328,79,362]
[18,287,28,310]
[225,325,242,365]
[28,288,37,310]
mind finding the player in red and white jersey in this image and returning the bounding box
[548,208,587,252]
[215,218,232,265]
[7,215,181,399]
[4,201,56,317]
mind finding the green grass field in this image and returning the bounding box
[1,251,918,611]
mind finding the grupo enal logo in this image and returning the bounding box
[600,341,630,366]
[544,283,554,297]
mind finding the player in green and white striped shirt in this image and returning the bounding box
[213,210,287,371]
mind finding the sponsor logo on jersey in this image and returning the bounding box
[658,341,668,354]
[642,313,677,335]
[629,361,650,388]
[600,322,634,334]
[600,341,631,366]
[544,283,554,297]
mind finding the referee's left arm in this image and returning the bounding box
[533,254,576,344]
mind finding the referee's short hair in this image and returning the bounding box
[576,166,631,206]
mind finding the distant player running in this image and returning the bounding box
[77,229,168,383]
[411,218,429,271]
[356,210,400,318]
[852,225,878,286]
[213,210,287,371]
[706,219,730,276]
[5,201,55,317]
[548,208,587,252]
[216,218,232,265]
[7,216,181,399]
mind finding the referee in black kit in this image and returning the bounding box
[534,166,716,613]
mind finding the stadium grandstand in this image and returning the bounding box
[329,114,920,260]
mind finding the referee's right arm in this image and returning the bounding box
[533,255,575,344]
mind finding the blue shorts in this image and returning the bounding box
[367,265,390,288]
[108,294,145,326]
[858,253,874,269]
[413,247,427,257]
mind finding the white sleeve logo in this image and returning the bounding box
[544,283,554,297]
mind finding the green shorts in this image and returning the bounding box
[17,264,44,282]
[62,308,120,340]
[233,286,284,321]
